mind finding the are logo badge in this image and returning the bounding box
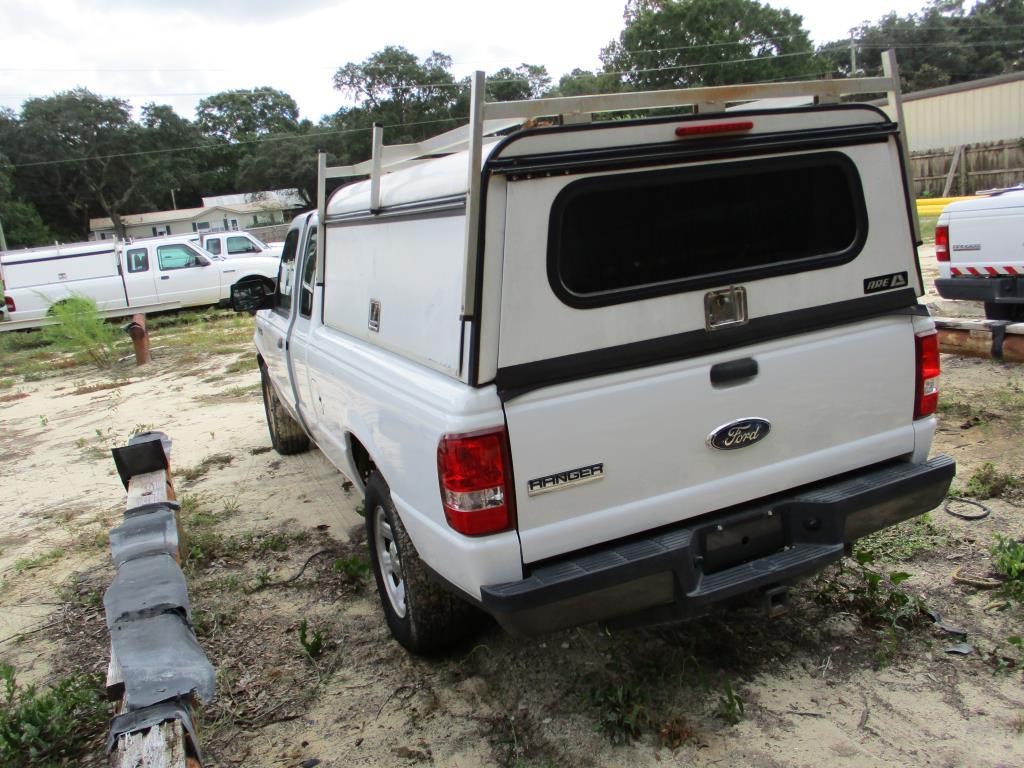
[707,418,771,451]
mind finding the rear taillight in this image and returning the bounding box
[3,296,14,313]
[675,120,754,138]
[935,224,949,262]
[437,428,516,536]
[914,331,940,419]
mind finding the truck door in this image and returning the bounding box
[154,243,221,307]
[122,246,159,306]
[259,228,300,410]
[288,224,318,420]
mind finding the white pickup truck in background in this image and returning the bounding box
[193,231,283,260]
[1,235,279,326]
[934,186,1024,321]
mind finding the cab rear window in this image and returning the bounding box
[548,152,866,307]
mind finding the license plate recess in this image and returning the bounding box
[701,511,785,574]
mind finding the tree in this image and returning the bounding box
[237,129,320,206]
[486,64,553,101]
[601,0,818,90]
[817,0,1024,91]
[14,90,202,238]
[332,47,460,132]
[0,154,53,248]
[549,68,626,97]
[196,87,300,143]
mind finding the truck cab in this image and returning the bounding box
[197,231,283,261]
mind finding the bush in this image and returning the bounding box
[0,665,107,767]
[41,296,120,368]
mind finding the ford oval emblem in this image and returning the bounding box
[707,417,771,451]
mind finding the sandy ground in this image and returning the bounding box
[1,279,1022,766]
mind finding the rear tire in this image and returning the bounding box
[365,471,477,654]
[983,302,1024,322]
[260,365,310,455]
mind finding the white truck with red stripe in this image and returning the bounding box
[238,70,955,653]
[934,186,1024,321]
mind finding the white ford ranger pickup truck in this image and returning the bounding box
[933,186,1024,321]
[235,73,955,653]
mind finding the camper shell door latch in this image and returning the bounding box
[704,286,748,331]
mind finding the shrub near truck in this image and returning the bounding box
[240,73,955,653]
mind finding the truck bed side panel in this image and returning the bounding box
[322,213,467,378]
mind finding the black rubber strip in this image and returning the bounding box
[497,288,919,400]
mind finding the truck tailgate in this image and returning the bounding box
[504,316,917,563]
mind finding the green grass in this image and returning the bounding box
[918,214,938,243]
[0,665,107,768]
[225,356,258,374]
[964,462,1020,500]
[859,513,951,561]
[13,548,65,573]
[991,535,1024,602]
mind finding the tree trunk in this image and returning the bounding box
[110,209,126,240]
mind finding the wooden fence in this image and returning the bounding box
[911,139,1024,198]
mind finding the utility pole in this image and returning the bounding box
[0,217,7,251]
[849,32,858,76]
[170,188,178,210]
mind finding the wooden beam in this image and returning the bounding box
[941,145,963,197]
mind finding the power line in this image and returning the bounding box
[9,115,469,169]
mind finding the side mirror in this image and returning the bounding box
[231,282,273,313]
[197,256,211,266]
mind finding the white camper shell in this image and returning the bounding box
[248,57,954,652]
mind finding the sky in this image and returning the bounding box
[0,0,966,123]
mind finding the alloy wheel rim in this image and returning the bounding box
[374,505,406,618]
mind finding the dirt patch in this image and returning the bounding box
[1,309,1022,767]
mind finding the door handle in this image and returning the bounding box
[710,358,758,385]
[276,338,283,349]
[160,275,170,280]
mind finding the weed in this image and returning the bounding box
[1013,711,1024,737]
[0,378,12,389]
[859,513,951,561]
[218,383,261,398]
[657,715,694,749]
[179,492,204,517]
[225,356,258,374]
[257,532,289,553]
[332,555,371,583]
[38,414,47,428]
[716,680,745,725]
[40,296,121,369]
[221,496,241,517]
[13,548,64,573]
[0,664,107,767]
[964,462,1020,500]
[129,423,155,437]
[991,535,1024,601]
[298,618,325,660]
[185,531,237,570]
[252,568,273,590]
[984,635,1022,674]
[587,684,648,745]
[177,453,234,483]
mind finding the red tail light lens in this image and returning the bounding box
[4,296,14,313]
[437,428,515,536]
[935,224,949,262]
[914,331,940,419]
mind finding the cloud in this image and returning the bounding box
[72,0,342,23]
